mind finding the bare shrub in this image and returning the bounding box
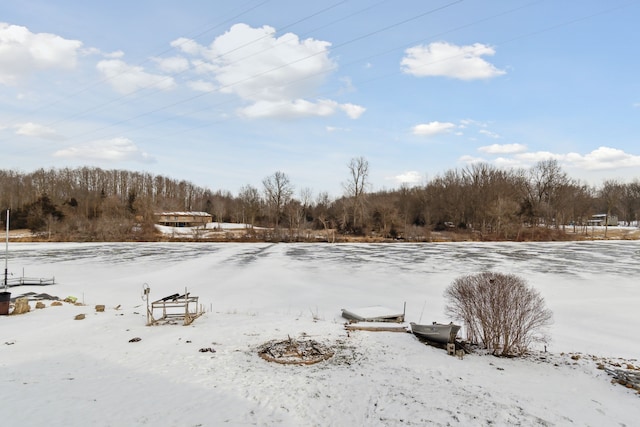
[445,272,553,356]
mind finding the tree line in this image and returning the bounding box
[0,159,638,241]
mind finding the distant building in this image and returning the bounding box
[155,212,213,227]
[588,214,618,226]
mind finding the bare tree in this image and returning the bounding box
[621,180,640,226]
[428,169,465,229]
[262,171,294,229]
[284,199,304,241]
[314,192,335,242]
[461,163,521,236]
[445,272,553,356]
[526,159,569,228]
[297,187,313,238]
[238,185,261,228]
[369,191,400,238]
[0,161,634,242]
[343,156,369,233]
[598,180,623,237]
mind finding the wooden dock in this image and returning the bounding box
[6,277,56,287]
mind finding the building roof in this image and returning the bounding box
[155,212,212,217]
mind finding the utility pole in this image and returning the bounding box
[1,209,10,315]
[4,209,8,291]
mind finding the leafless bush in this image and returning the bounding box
[445,272,553,356]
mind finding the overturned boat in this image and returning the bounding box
[341,305,405,323]
[410,322,461,344]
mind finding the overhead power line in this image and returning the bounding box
[4,0,635,161]
[41,0,464,146]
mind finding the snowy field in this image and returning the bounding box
[1,241,639,426]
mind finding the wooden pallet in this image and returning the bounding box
[344,322,409,332]
[605,367,640,391]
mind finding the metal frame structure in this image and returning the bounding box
[144,285,203,326]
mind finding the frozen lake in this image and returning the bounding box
[6,240,640,358]
[9,240,640,276]
[3,241,640,426]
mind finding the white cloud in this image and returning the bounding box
[202,24,334,101]
[459,154,484,164]
[563,146,640,170]
[338,76,356,94]
[493,157,527,169]
[479,129,501,139]
[239,99,338,119]
[80,48,123,58]
[14,122,64,140]
[401,41,506,80]
[513,147,640,171]
[464,146,640,173]
[191,59,218,75]
[326,126,351,132]
[0,22,83,85]
[104,50,125,59]
[459,119,489,129]
[172,23,364,119]
[154,56,190,73]
[173,24,331,99]
[53,137,155,163]
[80,47,101,56]
[461,153,524,169]
[515,151,562,163]
[187,80,216,92]
[390,171,422,185]
[170,37,205,56]
[340,103,366,119]
[238,99,363,121]
[479,143,527,154]
[460,154,526,169]
[412,121,456,136]
[96,59,176,94]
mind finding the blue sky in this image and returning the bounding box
[2,0,639,197]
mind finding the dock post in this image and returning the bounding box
[447,343,455,356]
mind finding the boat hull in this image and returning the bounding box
[410,322,460,344]
[341,306,405,323]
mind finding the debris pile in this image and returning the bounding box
[258,336,334,365]
[605,367,640,393]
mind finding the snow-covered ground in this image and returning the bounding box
[1,241,639,426]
